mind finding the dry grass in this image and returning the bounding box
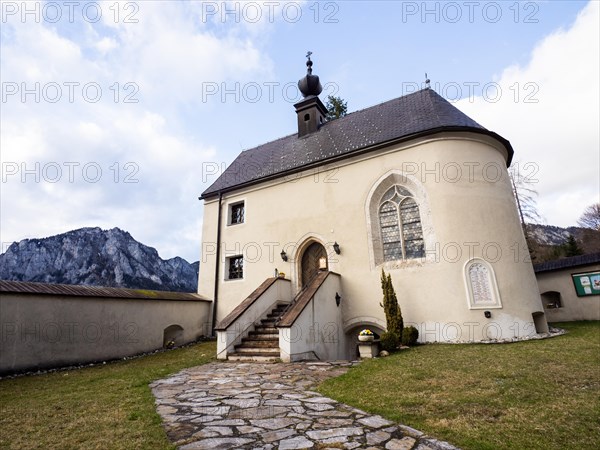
[0,341,215,450]
[318,322,600,450]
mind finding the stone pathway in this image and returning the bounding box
[150,361,458,450]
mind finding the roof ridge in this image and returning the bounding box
[332,88,433,120]
[424,88,442,125]
[240,89,433,152]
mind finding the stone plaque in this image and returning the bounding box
[469,263,494,305]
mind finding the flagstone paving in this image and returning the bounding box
[150,361,459,450]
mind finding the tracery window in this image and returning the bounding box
[378,185,424,261]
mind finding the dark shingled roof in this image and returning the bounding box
[533,252,600,273]
[201,88,513,199]
[0,280,211,301]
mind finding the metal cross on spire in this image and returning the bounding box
[305,51,314,75]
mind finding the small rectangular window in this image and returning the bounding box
[229,201,245,225]
[227,255,243,280]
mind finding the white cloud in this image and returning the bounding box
[0,1,271,262]
[95,37,117,54]
[457,1,600,228]
[2,0,597,265]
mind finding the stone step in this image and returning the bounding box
[261,319,277,326]
[234,346,279,354]
[236,340,279,349]
[253,326,278,333]
[234,347,280,354]
[248,333,279,340]
[242,332,279,340]
[227,353,280,362]
[243,334,278,341]
[226,303,289,362]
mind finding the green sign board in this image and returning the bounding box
[572,272,600,297]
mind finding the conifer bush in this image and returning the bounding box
[401,326,419,346]
[380,331,400,352]
[380,269,403,344]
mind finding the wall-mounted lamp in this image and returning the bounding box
[335,292,341,307]
[484,311,491,319]
[280,250,288,262]
[333,241,341,255]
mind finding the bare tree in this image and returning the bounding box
[577,203,600,230]
[509,164,543,260]
[576,203,600,255]
[509,164,543,226]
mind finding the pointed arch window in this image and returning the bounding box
[378,185,424,261]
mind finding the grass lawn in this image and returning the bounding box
[0,341,215,450]
[318,321,600,450]
[1,324,598,449]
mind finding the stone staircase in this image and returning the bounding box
[227,303,288,361]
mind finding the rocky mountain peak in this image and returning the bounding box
[0,227,199,292]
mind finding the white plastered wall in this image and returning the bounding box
[198,132,547,343]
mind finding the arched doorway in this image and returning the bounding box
[300,242,328,287]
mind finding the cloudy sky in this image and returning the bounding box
[1,0,598,262]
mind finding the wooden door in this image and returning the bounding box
[301,242,327,287]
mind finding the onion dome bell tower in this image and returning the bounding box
[295,52,328,138]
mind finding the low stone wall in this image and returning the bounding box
[0,281,212,374]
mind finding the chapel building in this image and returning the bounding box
[198,56,548,361]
